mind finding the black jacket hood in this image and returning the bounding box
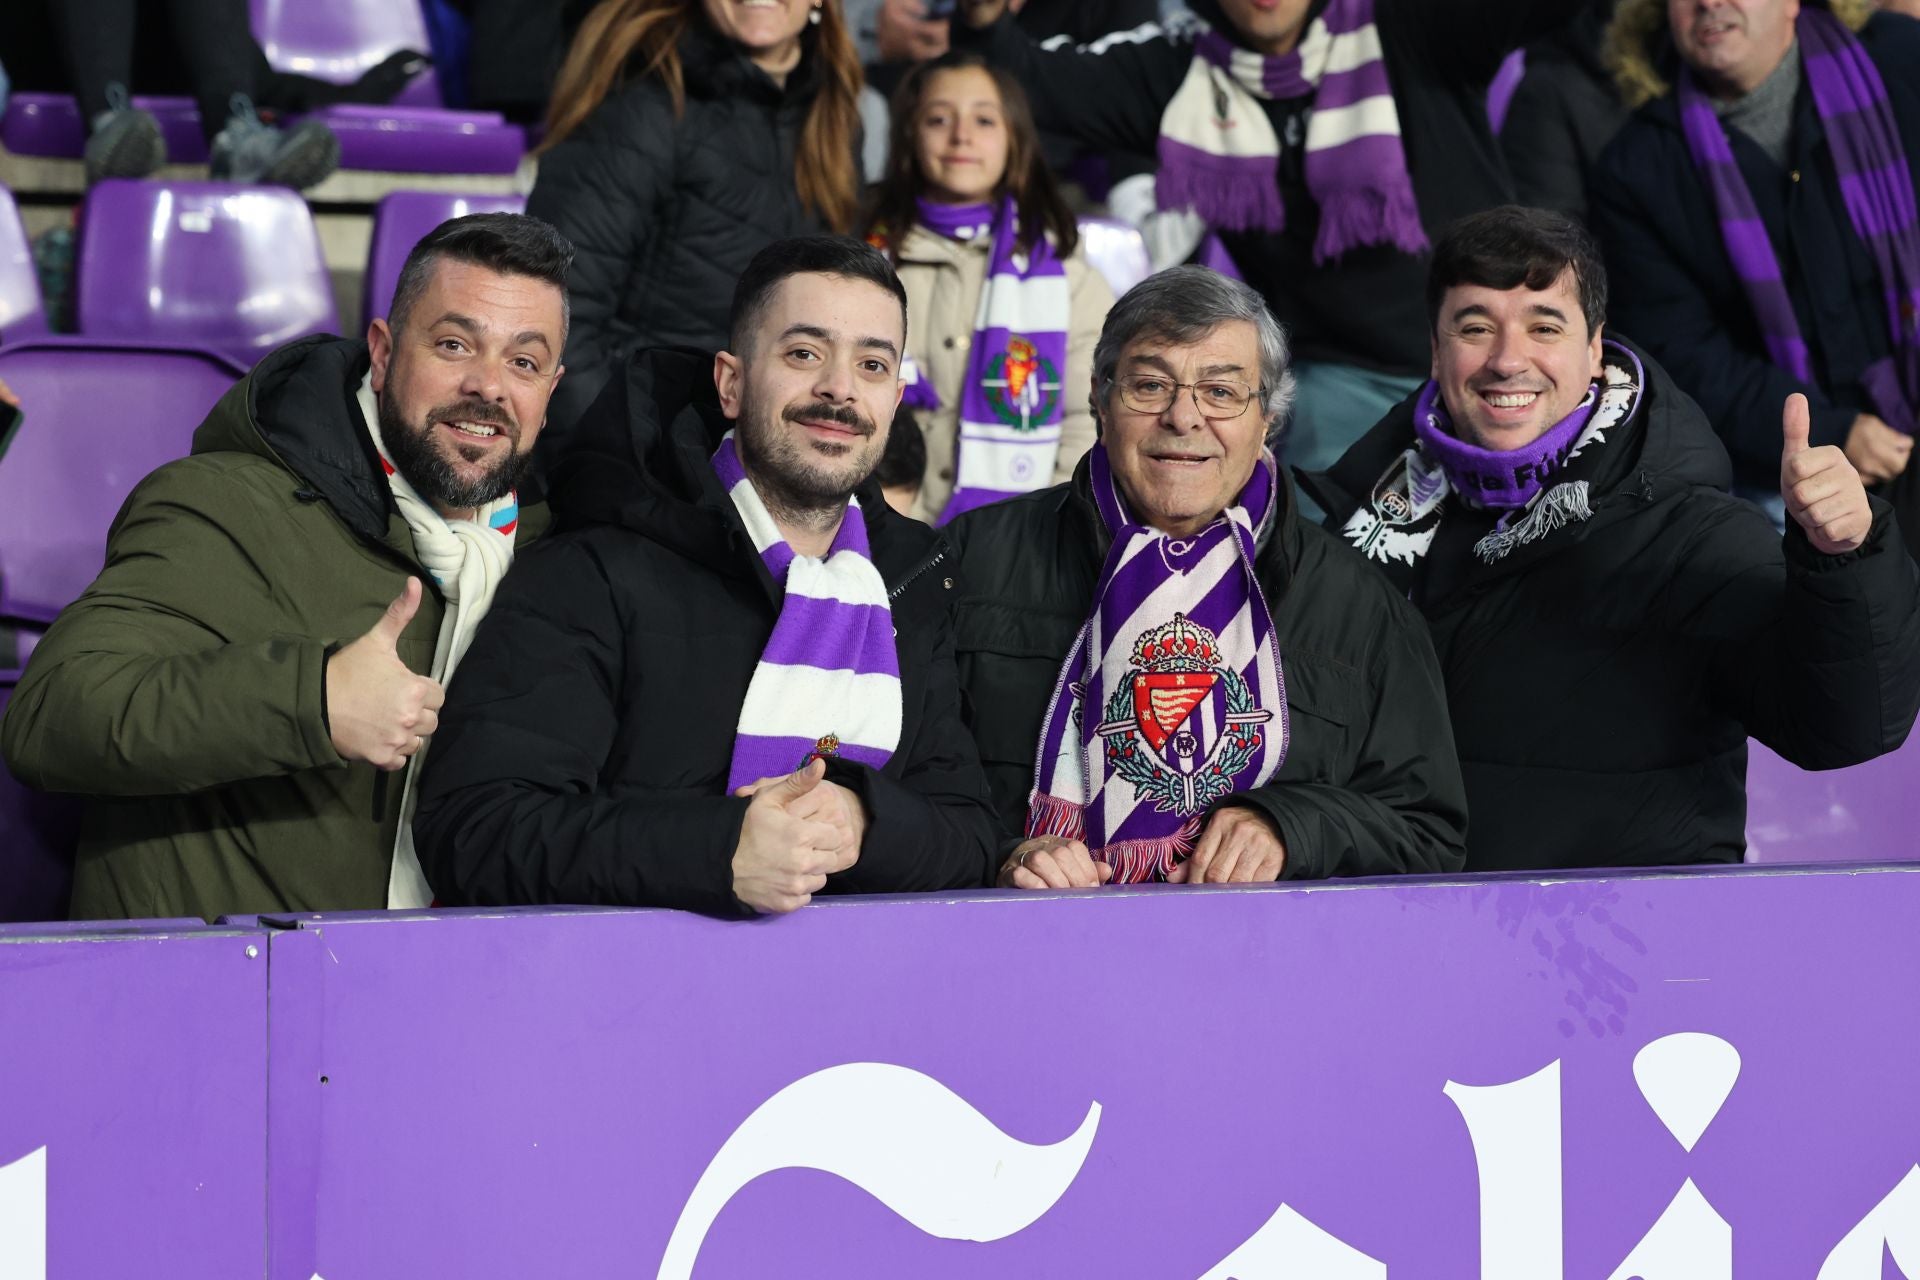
[547,346,947,592]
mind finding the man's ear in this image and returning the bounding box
[1089,370,1105,438]
[714,350,744,421]
[1429,331,1440,383]
[1589,321,1606,381]
[368,317,394,395]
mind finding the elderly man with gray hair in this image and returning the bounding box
[946,266,1467,891]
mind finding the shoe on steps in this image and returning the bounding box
[207,94,340,190]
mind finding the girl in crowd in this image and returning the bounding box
[864,51,1112,525]
[529,0,864,430]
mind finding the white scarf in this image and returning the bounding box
[356,374,521,908]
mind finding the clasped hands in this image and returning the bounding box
[998,805,1286,890]
[730,757,868,914]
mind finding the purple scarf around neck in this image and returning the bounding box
[1411,380,1600,511]
[1677,7,1920,435]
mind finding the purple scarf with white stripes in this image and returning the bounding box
[913,198,1072,523]
[1026,443,1289,882]
[1677,8,1920,435]
[713,432,902,791]
[1155,0,1427,262]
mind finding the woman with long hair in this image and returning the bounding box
[528,0,864,432]
[864,51,1112,525]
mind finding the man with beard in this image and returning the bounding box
[413,236,1001,915]
[2,213,570,919]
[1303,205,1920,871]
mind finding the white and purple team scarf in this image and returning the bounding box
[1155,0,1427,263]
[910,197,1072,523]
[1676,8,1920,436]
[713,431,902,791]
[1027,442,1289,882]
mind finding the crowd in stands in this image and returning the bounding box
[0,0,1917,923]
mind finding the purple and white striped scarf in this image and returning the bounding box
[1027,443,1289,882]
[713,431,902,791]
[1677,8,1920,435]
[912,198,1071,523]
[1155,0,1427,263]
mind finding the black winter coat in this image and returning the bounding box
[414,349,1002,915]
[952,0,1587,376]
[1589,15,1920,498]
[1500,5,1628,222]
[1301,337,1920,873]
[526,21,830,433]
[945,462,1469,881]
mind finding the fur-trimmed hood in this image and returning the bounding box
[1605,0,1874,107]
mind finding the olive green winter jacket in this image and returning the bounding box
[0,337,548,920]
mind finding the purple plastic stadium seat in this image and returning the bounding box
[0,189,48,343]
[1744,734,1920,863]
[0,92,209,164]
[1078,217,1152,297]
[75,180,337,365]
[0,337,245,625]
[363,190,525,328]
[251,0,526,173]
[0,680,80,924]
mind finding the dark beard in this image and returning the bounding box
[378,392,529,512]
[734,396,878,522]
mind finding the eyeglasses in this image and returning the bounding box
[1109,374,1258,419]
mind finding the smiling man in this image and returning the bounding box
[1304,205,1920,872]
[946,265,1466,891]
[2,213,570,919]
[413,236,1001,915]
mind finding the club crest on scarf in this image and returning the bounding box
[1096,614,1273,819]
[983,335,1061,433]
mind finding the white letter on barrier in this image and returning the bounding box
[1445,1061,1564,1280]
[1196,1204,1386,1279]
[1816,1165,1920,1280]
[0,1146,45,1280]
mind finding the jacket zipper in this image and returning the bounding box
[888,547,948,602]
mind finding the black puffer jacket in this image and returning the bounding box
[414,349,1001,915]
[1301,336,1920,873]
[945,460,1468,881]
[527,20,832,433]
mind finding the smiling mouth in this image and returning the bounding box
[1148,453,1216,464]
[1478,391,1540,410]
[441,419,506,440]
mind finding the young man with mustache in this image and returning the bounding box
[1304,205,1920,872]
[414,236,1001,915]
[3,213,571,919]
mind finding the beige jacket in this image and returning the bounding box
[893,224,1114,524]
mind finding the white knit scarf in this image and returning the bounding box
[356,374,521,908]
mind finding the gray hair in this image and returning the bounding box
[1090,265,1296,440]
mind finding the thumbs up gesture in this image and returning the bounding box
[1781,393,1873,556]
[325,578,446,771]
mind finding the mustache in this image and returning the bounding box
[430,398,516,432]
[783,401,874,435]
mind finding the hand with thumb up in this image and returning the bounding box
[326,578,446,771]
[1780,393,1875,556]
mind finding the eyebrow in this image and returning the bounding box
[1450,302,1573,325]
[1121,355,1246,378]
[778,323,900,362]
[512,331,554,356]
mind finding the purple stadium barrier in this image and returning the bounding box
[75,180,336,364]
[1077,216,1152,296]
[0,189,48,343]
[362,190,525,329]
[1744,732,1920,863]
[0,337,245,625]
[0,92,208,164]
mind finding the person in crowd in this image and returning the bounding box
[1591,0,1920,553]
[414,236,1000,915]
[863,51,1113,524]
[1501,1,1628,222]
[527,0,865,435]
[1303,206,1920,873]
[0,214,571,920]
[947,0,1587,481]
[20,0,344,187]
[946,265,1467,891]
[876,402,928,514]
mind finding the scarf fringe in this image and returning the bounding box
[1102,824,1201,885]
[1475,481,1593,563]
[1313,182,1429,265]
[1156,142,1288,233]
[1026,793,1087,842]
